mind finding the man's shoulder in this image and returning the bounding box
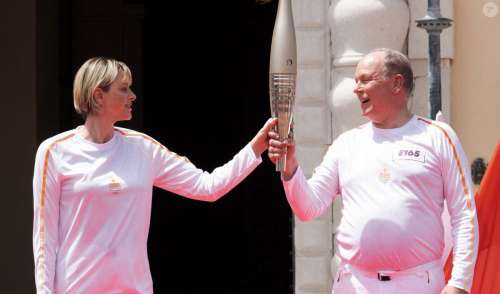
[332,123,371,146]
[343,122,371,136]
[413,116,459,139]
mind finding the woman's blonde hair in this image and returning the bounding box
[73,57,132,118]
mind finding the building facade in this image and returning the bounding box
[2,0,500,292]
[291,0,500,293]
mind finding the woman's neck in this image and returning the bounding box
[82,116,115,143]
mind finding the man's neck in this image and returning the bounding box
[372,109,413,129]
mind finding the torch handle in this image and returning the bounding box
[276,160,286,172]
[275,124,288,172]
[270,73,295,173]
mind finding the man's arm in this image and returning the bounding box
[441,285,468,294]
[438,122,479,293]
[268,130,342,221]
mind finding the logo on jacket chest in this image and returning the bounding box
[393,147,426,163]
[108,175,123,194]
[378,165,392,184]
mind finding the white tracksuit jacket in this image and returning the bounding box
[283,116,478,292]
[33,127,262,293]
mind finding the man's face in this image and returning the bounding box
[353,53,398,125]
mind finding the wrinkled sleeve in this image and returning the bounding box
[439,123,479,292]
[33,142,60,294]
[153,142,262,202]
[282,137,342,221]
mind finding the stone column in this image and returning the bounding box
[329,0,410,136]
[291,0,332,293]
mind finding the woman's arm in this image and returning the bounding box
[33,141,62,294]
[153,119,277,201]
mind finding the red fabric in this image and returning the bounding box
[444,141,500,293]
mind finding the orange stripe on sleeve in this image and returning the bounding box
[418,117,476,288]
[37,133,75,286]
[417,118,470,198]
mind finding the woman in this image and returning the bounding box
[33,57,275,293]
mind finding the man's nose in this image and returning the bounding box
[353,81,361,94]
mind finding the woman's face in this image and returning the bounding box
[96,71,136,123]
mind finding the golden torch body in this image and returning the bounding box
[269,0,297,172]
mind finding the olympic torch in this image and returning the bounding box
[269,0,297,172]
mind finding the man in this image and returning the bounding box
[268,48,478,294]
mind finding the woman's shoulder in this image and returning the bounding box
[114,127,151,140]
[35,129,78,160]
[114,127,163,147]
[38,129,78,150]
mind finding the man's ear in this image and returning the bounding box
[392,74,404,94]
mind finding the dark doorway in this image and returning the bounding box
[144,1,293,294]
[54,0,293,293]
